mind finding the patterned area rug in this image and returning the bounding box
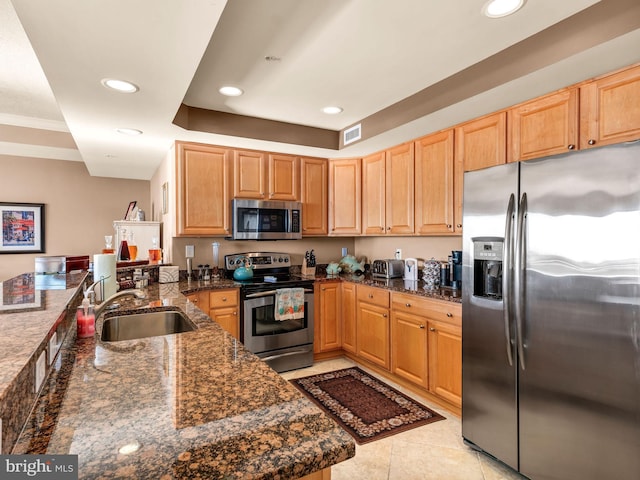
[290,367,445,444]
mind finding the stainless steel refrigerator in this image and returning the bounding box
[461,141,640,480]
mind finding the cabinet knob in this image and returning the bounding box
[568,144,575,150]
[233,311,237,316]
[447,224,452,229]
[368,294,373,298]
[222,297,227,302]
[387,227,391,230]
[419,324,425,329]
[588,139,596,145]
[456,224,462,228]
[405,303,411,307]
[192,298,198,303]
[430,327,436,332]
[447,312,453,317]
[383,313,388,318]
[322,287,326,291]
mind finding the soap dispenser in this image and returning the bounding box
[76,295,95,339]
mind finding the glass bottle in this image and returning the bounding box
[118,229,130,261]
[149,237,161,264]
[127,232,138,261]
[102,235,115,254]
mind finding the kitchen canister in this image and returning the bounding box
[423,257,441,290]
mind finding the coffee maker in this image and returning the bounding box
[471,239,503,299]
[449,250,463,290]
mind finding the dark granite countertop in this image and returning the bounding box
[311,273,462,304]
[9,279,355,478]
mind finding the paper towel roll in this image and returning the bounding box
[93,254,117,302]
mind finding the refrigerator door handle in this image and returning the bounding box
[515,192,528,370]
[503,193,516,367]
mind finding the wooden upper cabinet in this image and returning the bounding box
[508,88,579,163]
[176,142,231,236]
[414,130,455,235]
[300,157,328,236]
[386,142,415,235]
[580,64,640,149]
[362,151,386,234]
[268,153,299,201]
[329,158,362,235]
[362,143,414,235]
[233,149,267,199]
[455,112,507,172]
[453,112,507,234]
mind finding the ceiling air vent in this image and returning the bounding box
[343,123,362,145]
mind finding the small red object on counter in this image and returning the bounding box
[76,304,95,338]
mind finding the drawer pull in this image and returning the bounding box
[430,327,436,332]
[405,303,411,307]
[368,294,373,298]
[222,297,227,302]
[419,324,425,329]
[447,312,453,317]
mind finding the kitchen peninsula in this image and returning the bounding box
[2,272,354,479]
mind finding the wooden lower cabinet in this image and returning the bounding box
[391,310,428,388]
[428,319,462,407]
[316,281,342,352]
[391,292,461,408]
[341,282,357,354]
[209,289,240,339]
[356,285,390,370]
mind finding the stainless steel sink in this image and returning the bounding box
[100,310,196,342]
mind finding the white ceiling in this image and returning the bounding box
[2,0,640,180]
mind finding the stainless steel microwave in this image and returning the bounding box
[231,199,302,240]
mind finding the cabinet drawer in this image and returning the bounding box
[209,289,239,308]
[392,292,460,325]
[357,284,390,308]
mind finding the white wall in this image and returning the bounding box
[0,156,149,281]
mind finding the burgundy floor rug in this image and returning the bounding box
[290,367,445,444]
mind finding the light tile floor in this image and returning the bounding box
[281,358,525,480]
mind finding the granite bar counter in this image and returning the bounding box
[7,277,355,478]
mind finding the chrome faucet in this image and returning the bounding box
[92,289,147,318]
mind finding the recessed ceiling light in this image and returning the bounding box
[101,78,139,93]
[219,86,244,97]
[482,0,525,18]
[116,128,142,136]
[322,106,343,115]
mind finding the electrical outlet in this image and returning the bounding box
[35,351,46,393]
[395,248,402,260]
[48,331,58,365]
[341,247,348,257]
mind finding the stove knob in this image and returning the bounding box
[284,257,289,263]
[235,259,242,265]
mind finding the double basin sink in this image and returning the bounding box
[101,310,196,342]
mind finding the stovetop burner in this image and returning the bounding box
[224,251,314,293]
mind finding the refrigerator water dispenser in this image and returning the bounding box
[472,238,503,299]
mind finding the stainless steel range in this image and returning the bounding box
[224,252,314,373]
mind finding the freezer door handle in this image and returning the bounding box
[503,193,516,367]
[515,192,528,370]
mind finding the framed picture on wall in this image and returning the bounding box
[124,201,137,220]
[0,203,45,254]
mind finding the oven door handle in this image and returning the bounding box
[245,288,314,299]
